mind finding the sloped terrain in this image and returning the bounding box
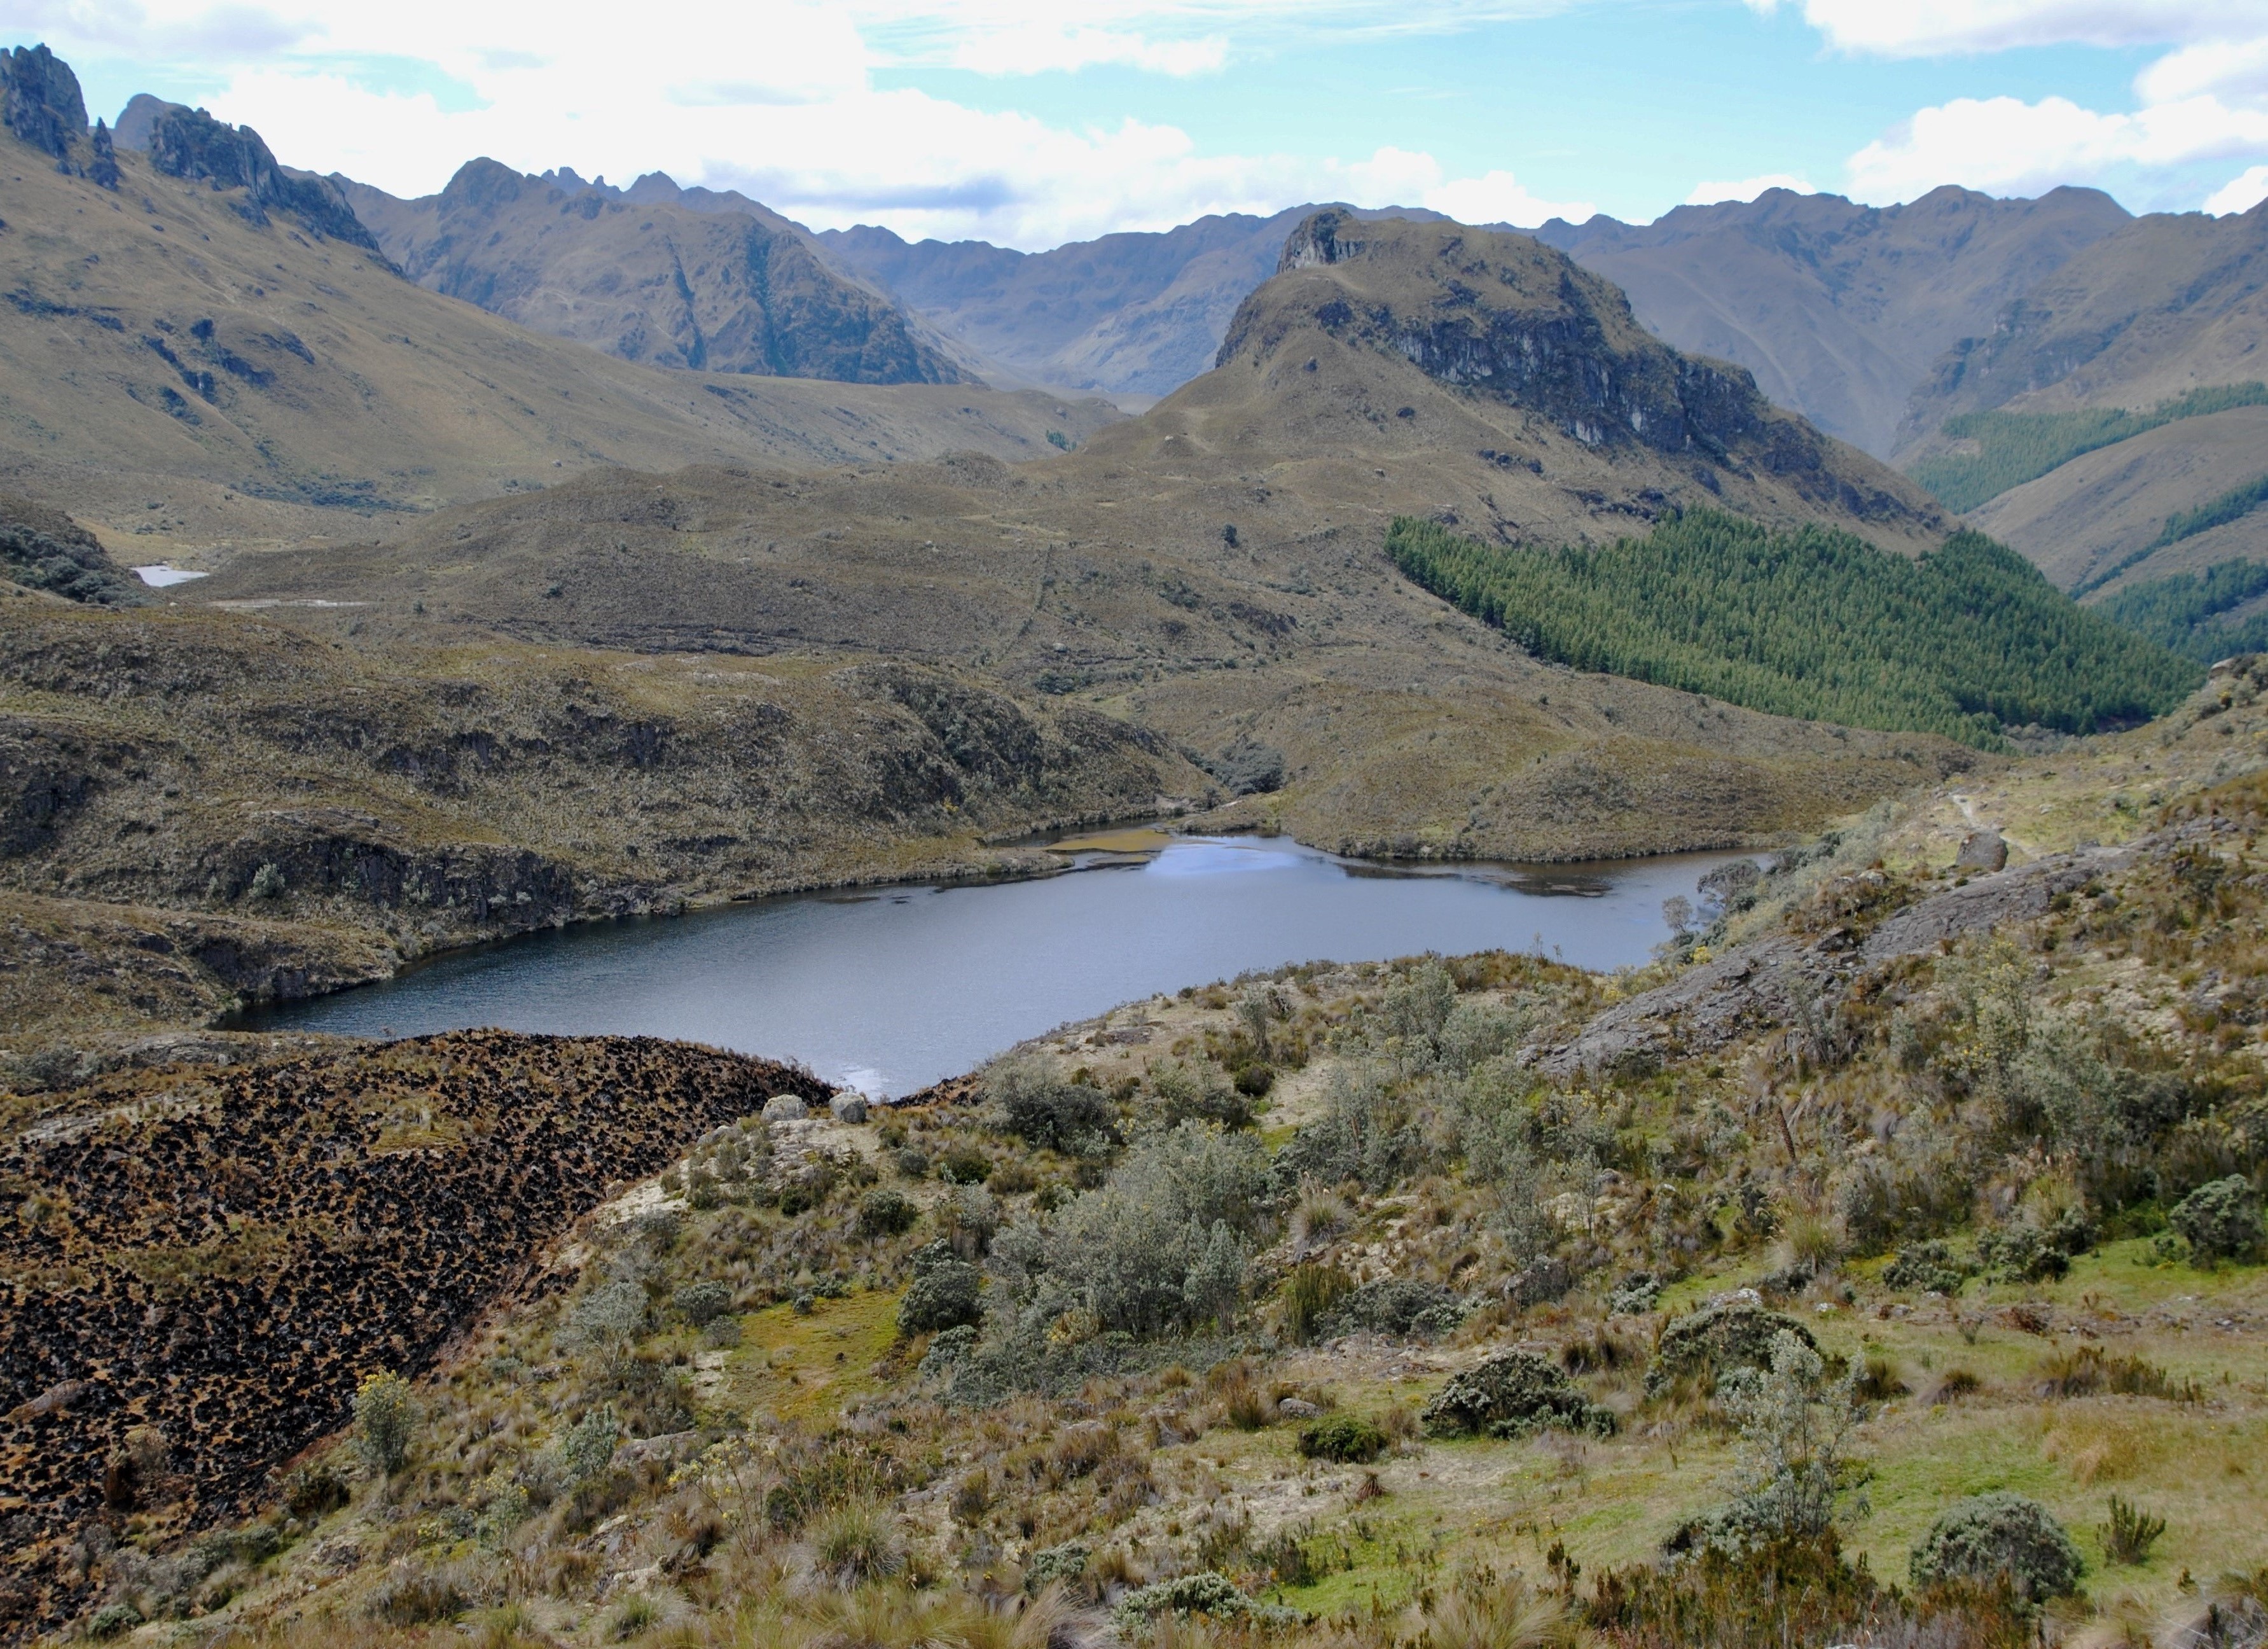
[1900,199,2268,443]
[1967,406,2268,593]
[0,1031,830,1639]
[1533,185,2131,458]
[0,94,1117,560]
[184,216,1968,881]
[343,161,964,386]
[4,659,2264,1649]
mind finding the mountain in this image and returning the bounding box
[341,161,967,386]
[177,212,1964,908]
[817,208,1319,398]
[1897,200,2268,592]
[0,56,1119,555]
[1530,186,2133,458]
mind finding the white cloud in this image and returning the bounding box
[2206,161,2268,211]
[1743,0,2268,57]
[1684,172,1813,204]
[1846,92,2268,200]
[1423,165,1596,226]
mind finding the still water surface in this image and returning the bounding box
[242,835,1748,1096]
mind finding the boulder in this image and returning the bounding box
[829,1092,869,1124]
[1954,830,2007,872]
[760,1094,808,1122]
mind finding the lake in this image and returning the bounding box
[238,834,1750,1096]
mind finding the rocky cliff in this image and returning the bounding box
[345,160,965,385]
[142,104,382,254]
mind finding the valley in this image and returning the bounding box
[2,37,2266,1649]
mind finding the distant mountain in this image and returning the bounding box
[341,160,966,385]
[0,50,1121,546]
[1898,200,2268,593]
[1529,186,2132,459]
[817,209,1315,397]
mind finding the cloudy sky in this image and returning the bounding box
[9,0,2268,248]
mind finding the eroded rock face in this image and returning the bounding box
[0,1031,831,1639]
[144,104,382,254]
[1220,211,1939,530]
[1,45,88,165]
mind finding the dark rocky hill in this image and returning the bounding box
[343,160,965,385]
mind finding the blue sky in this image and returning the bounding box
[13,0,2268,247]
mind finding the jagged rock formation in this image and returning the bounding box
[0,44,86,168]
[0,1031,833,1638]
[0,495,144,607]
[142,104,381,254]
[343,160,964,384]
[1220,211,1939,531]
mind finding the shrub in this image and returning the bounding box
[1025,1541,1089,1594]
[1152,1058,1255,1129]
[939,1147,993,1185]
[1644,1299,1816,1398]
[85,1602,143,1639]
[1608,1272,1663,1315]
[1297,1413,1390,1463]
[1884,1240,1975,1295]
[555,1408,621,1485]
[1694,1332,1868,1554]
[2102,1496,2166,1566]
[282,1463,349,1520]
[2033,1344,2197,1401]
[1909,1492,2084,1602]
[248,861,286,901]
[1422,1347,1616,1438]
[987,1055,1114,1152]
[898,1242,983,1335]
[670,1280,731,1326]
[352,1370,417,1475]
[2170,1175,2264,1263]
[1337,1277,1470,1337]
[857,1187,918,1237]
[894,1148,929,1179]
[1114,1571,1250,1629]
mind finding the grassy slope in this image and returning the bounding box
[8,655,2265,1646]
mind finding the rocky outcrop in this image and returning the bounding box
[343,159,964,384]
[1222,212,1942,531]
[0,45,86,167]
[0,1032,834,1639]
[1531,840,2144,1080]
[144,104,383,255]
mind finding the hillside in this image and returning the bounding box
[0,53,1119,559]
[174,215,1967,885]
[340,161,966,386]
[1387,511,2198,745]
[3,656,2264,1646]
[1533,185,2131,458]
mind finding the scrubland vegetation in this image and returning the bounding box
[1909,387,2268,514]
[15,662,2268,1649]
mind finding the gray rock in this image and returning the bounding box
[829,1092,869,1124]
[760,1094,808,1122]
[1275,1397,1322,1420]
[1954,830,2007,872]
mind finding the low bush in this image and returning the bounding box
[1643,1299,1816,1398]
[1422,1347,1617,1438]
[2033,1344,2197,1401]
[897,1242,983,1335]
[857,1187,918,1237]
[670,1280,731,1326]
[1282,1263,1355,1344]
[1332,1276,1469,1337]
[812,1499,905,1584]
[1297,1413,1389,1463]
[1909,1491,2084,1602]
[364,1566,466,1625]
[352,1370,417,1475]
[2171,1175,2264,1263]
[1883,1240,1975,1295]
[987,1057,1115,1153]
[1113,1571,1250,1630]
